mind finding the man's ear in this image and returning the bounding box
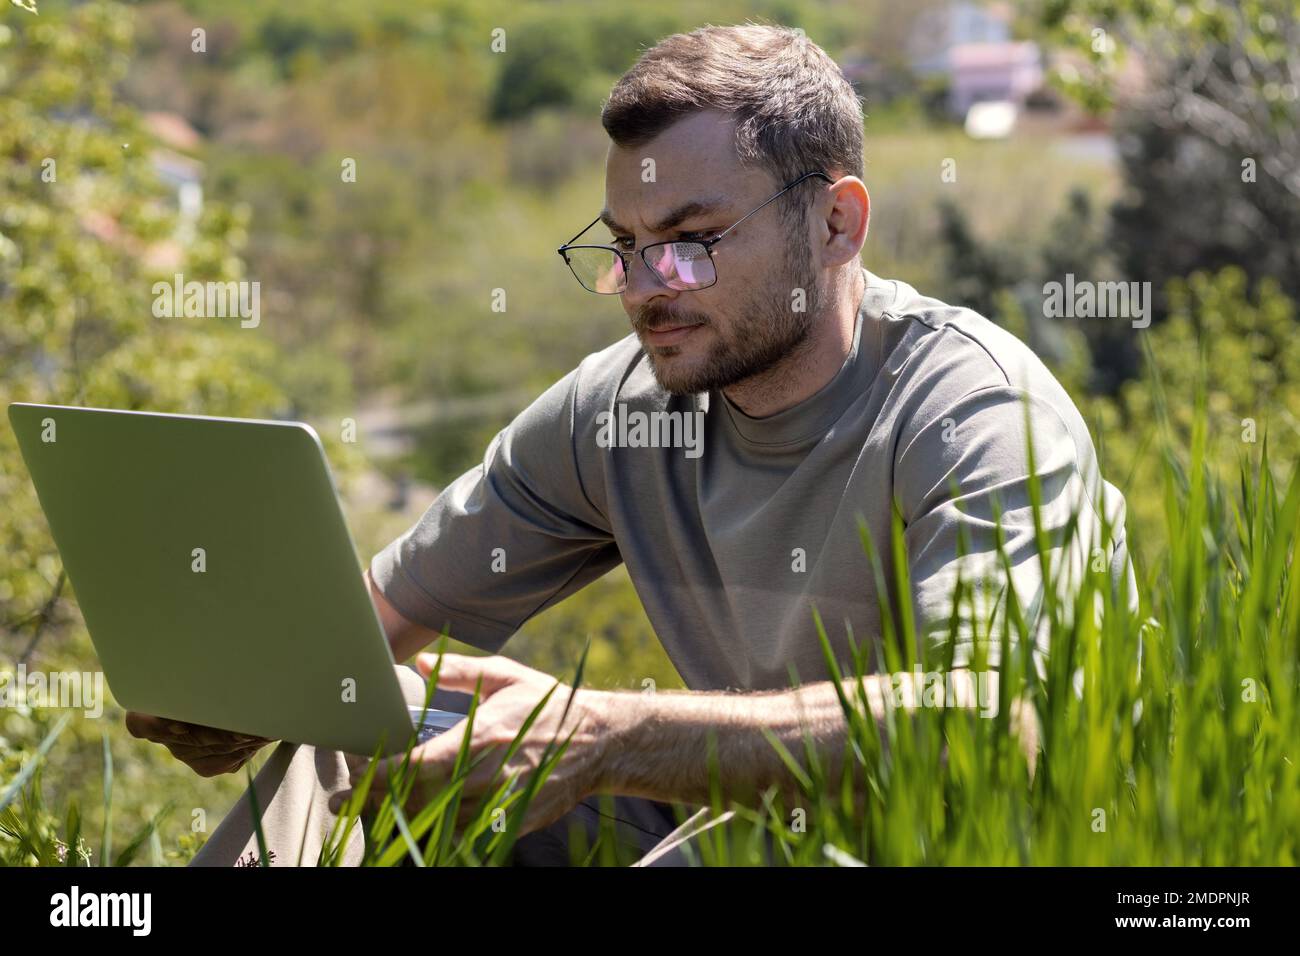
[820,176,869,268]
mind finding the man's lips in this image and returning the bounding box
[642,322,704,347]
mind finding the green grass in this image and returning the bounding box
[1,718,171,866]
[250,378,1300,865]
[3,367,1298,866]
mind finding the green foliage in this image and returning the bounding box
[1108,110,1300,312]
[935,197,1029,321]
[1,1,288,860]
[1036,0,1300,308]
[1,717,173,865]
[1085,268,1300,567]
[488,21,592,122]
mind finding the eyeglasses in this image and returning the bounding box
[556,171,833,295]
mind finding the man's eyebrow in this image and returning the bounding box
[599,197,730,235]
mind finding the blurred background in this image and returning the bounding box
[2,0,1297,862]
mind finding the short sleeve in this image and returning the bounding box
[895,385,1131,674]
[368,365,620,652]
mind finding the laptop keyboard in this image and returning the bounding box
[416,723,444,744]
[412,710,464,745]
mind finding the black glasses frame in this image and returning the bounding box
[556,170,834,294]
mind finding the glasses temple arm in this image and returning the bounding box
[558,215,605,251]
[711,171,834,243]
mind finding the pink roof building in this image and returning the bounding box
[949,41,1045,116]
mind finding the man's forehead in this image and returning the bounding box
[606,108,742,175]
[601,154,776,233]
[598,110,770,234]
[597,189,732,235]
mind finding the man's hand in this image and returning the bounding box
[124,712,273,778]
[330,653,609,836]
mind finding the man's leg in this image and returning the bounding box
[509,794,688,866]
[515,797,743,867]
[188,733,359,867]
[191,666,481,866]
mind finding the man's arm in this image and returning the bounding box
[340,654,1038,831]
[591,678,864,807]
[365,567,444,664]
[589,669,1033,807]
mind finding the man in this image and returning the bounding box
[129,24,1136,866]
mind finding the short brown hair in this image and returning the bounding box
[601,23,864,199]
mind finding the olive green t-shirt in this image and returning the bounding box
[370,267,1136,691]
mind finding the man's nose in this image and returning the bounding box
[621,250,677,310]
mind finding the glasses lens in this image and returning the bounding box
[565,248,625,294]
[644,241,715,290]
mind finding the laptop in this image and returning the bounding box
[8,402,465,756]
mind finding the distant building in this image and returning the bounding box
[903,1,1054,132]
[909,1,1014,77]
[142,111,201,153]
[897,0,1142,145]
[79,112,207,270]
[948,41,1044,117]
[143,111,204,243]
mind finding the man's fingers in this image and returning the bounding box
[175,723,269,748]
[123,712,268,748]
[186,752,254,778]
[416,652,519,697]
[365,740,457,791]
[124,711,170,741]
[161,720,270,747]
[123,711,147,738]
[164,739,266,764]
[123,713,198,745]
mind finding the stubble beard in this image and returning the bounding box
[634,242,820,397]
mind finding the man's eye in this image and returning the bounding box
[613,232,711,249]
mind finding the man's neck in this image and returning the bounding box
[721,266,866,419]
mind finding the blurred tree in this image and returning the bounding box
[1039,187,1139,393]
[1039,0,1300,311]
[1082,267,1300,565]
[935,197,1028,322]
[1108,109,1300,315]
[1,0,286,859]
[488,17,591,122]
[1,0,285,637]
